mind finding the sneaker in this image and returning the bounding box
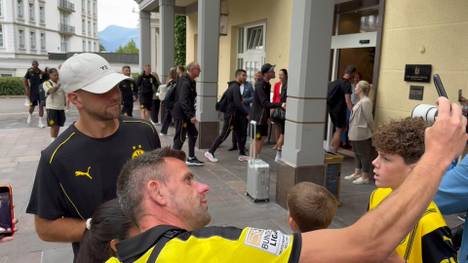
[38,119,45,128]
[352,176,370,185]
[228,146,238,151]
[186,156,204,166]
[344,172,361,181]
[26,114,32,124]
[274,151,282,162]
[159,132,167,136]
[204,151,218,163]
[238,155,250,162]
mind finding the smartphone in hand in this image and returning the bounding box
[0,185,14,239]
[433,74,448,98]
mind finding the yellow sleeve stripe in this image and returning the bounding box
[59,183,85,220]
[122,120,156,134]
[49,132,76,164]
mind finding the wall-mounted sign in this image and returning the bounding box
[409,85,424,100]
[404,64,432,83]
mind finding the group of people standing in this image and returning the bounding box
[204,64,289,163]
[327,65,376,185]
[24,60,67,141]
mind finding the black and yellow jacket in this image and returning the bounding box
[369,188,458,263]
[109,225,301,263]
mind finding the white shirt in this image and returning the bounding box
[240,84,245,95]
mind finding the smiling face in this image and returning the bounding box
[372,151,414,189]
[69,86,122,121]
[159,158,211,230]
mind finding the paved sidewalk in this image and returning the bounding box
[0,98,373,262]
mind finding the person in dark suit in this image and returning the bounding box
[229,75,254,152]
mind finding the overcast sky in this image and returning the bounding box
[98,0,139,31]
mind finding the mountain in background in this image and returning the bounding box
[98,25,139,52]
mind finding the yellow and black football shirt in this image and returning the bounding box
[114,225,301,263]
[26,117,161,257]
[368,188,458,263]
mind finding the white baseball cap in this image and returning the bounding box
[59,53,129,94]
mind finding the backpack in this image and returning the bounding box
[164,81,177,110]
[215,88,229,113]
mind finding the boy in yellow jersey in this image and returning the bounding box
[368,117,458,263]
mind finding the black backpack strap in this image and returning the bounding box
[146,229,184,263]
[118,225,185,263]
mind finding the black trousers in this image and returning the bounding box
[121,103,133,117]
[173,119,198,158]
[150,99,161,123]
[232,115,248,151]
[161,103,173,134]
[209,114,247,155]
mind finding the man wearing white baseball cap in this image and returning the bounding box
[26,53,161,259]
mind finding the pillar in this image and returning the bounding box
[276,0,335,208]
[158,0,175,82]
[195,0,220,149]
[139,11,151,71]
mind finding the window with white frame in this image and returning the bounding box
[61,35,67,52]
[29,2,35,23]
[18,29,25,49]
[93,41,96,51]
[246,25,264,50]
[0,0,4,17]
[237,24,266,82]
[30,31,36,50]
[82,19,85,34]
[40,32,45,51]
[39,5,45,24]
[93,22,96,36]
[88,21,91,36]
[88,40,90,51]
[82,40,86,51]
[87,0,90,15]
[17,0,24,19]
[0,25,3,48]
[81,0,85,12]
[93,0,96,16]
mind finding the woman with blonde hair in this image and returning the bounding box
[345,80,375,184]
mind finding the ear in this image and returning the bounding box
[109,239,119,254]
[147,180,167,206]
[67,92,82,109]
[288,214,299,233]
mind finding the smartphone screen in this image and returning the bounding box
[0,187,13,236]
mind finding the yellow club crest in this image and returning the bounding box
[132,145,145,159]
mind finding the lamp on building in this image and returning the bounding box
[219,0,228,36]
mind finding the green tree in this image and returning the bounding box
[116,39,139,54]
[174,15,186,66]
[99,43,106,52]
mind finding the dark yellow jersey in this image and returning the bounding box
[112,225,301,263]
[369,188,458,263]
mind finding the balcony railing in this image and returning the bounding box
[58,0,75,13]
[59,23,75,35]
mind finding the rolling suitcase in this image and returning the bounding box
[246,120,270,202]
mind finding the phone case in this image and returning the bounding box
[0,185,14,237]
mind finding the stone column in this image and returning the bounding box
[139,11,151,71]
[158,0,175,82]
[195,0,220,149]
[276,0,335,208]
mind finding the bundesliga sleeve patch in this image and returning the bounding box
[244,228,291,256]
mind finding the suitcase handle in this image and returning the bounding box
[249,120,257,161]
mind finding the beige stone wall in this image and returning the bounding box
[186,0,293,97]
[376,0,468,123]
